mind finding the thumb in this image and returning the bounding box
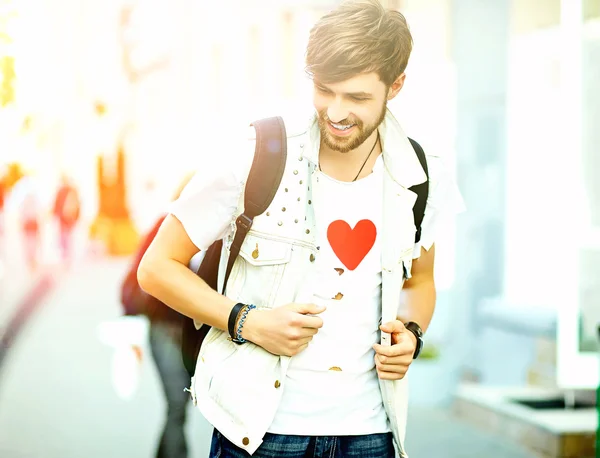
[291,303,326,315]
[380,320,405,334]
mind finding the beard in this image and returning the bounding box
[317,102,387,153]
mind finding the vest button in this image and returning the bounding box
[274,380,281,388]
[242,437,250,446]
[309,254,315,262]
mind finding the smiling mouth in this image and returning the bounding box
[327,121,358,137]
[329,121,355,131]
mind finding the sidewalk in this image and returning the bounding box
[0,250,532,458]
[0,256,213,458]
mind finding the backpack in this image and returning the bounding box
[181,119,429,378]
[120,215,167,318]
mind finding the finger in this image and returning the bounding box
[291,303,326,315]
[391,329,414,346]
[296,335,314,347]
[372,344,395,357]
[380,320,405,334]
[292,342,310,356]
[292,328,318,340]
[299,315,324,329]
[375,357,411,374]
[373,343,412,357]
[376,370,406,381]
[299,327,319,337]
[374,353,410,366]
[376,362,408,374]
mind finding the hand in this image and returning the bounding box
[372,320,417,381]
[242,303,326,357]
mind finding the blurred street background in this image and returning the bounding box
[0,231,533,458]
[0,0,598,457]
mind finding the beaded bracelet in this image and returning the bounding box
[233,304,256,345]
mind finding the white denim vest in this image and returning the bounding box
[190,111,427,458]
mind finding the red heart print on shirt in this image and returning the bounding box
[327,220,377,271]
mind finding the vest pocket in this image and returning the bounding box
[238,233,293,266]
[230,233,293,307]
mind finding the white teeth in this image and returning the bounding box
[331,122,354,130]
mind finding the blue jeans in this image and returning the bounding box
[209,429,395,458]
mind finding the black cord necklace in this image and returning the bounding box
[352,131,380,182]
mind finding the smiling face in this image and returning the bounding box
[314,72,402,153]
[306,1,413,154]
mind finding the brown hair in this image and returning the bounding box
[305,0,413,87]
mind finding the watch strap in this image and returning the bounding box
[404,321,423,359]
[228,303,246,341]
[404,321,423,338]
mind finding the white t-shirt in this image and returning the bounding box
[268,154,389,436]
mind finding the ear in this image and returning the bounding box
[387,73,406,101]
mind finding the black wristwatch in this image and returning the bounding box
[404,321,424,359]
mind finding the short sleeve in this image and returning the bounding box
[169,130,256,251]
[413,154,466,259]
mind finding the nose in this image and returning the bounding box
[327,99,350,124]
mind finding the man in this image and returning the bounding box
[138,1,463,457]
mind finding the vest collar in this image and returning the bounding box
[301,109,427,190]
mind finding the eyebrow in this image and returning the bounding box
[315,82,373,98]
[345,91,373,98]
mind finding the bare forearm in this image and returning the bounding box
[137,257,235,331]
[398,280,436,333]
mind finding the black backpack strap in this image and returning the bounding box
[222,116,287,292]
[407,138,429,244]
[182,117,287,377]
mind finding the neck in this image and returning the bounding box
[318,130,382,182]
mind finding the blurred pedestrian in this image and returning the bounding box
[21,190,41,273]
[120,173,193,458]
[8,174,44,273]
[52,174,81,266]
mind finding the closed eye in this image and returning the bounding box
[316,85,371,102]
